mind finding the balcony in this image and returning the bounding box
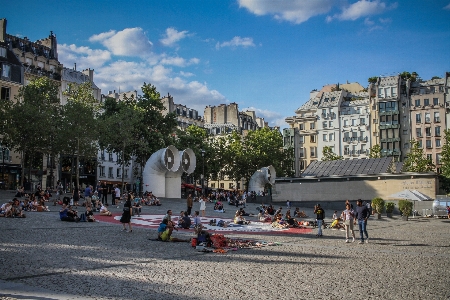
[379,123,400,130]
[359,136,368,143]
[425,118,431,124]
[379,110,399,116]
[343,137,351,143]
[380,137,401,143]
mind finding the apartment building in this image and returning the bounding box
[410,74,450,171]
[316,90,342,160]
[340,96,371,159]
[160,93,203,130]
[61,67,101,104]
[285,91,319,175]
[203,103,259,135]
[370,75,411,161]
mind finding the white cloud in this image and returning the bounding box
[89,27,153,56]
[444,3,450,10]
[364,17,375,26]
[160,27,189,47]
[58,43,111,69]
[160,56,200,67]
[215,36,255,49]
[180,71,195,77]
[238,0,334,24]
[327,0,398,22]
[242,107,286,127]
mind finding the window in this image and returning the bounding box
[310,123,315,130]
[299,124,304,130]
[424,99,429,106]
[299,136,304,143]
[124,169,129,179]
[360,118,365,125]
[426,140,432,148]
[210,183,215,188]
[322,109,326,116]
[1,64,11,78]
[435,126,441,136]
[229,183,234,189]
[1,87,10,100]
[418,140,422,148]
[351,119,357,126]
[310,135,316,143]
[329,121,333,127]
[433,98,439,106]
[425,127,431,137]
[299,160,306,170]
[415,99,420,107]
[322,121,327,128]
[434,112,440,123]
[427,154,432,161]
[436,139,441,147]
[425,113,431,123]
[108,167,113,178]
[37,61,44,69]
[108,152,113,161]
[416,128,422,137]
[323,134,327,142]
[220,183,224,189]
[329,133,334,141]
[415,113,421,123]
[344,120,348,127]
[116,168,121,178]
[437,154,442,165]
[299,148,305,158]
[310,147,316,157]
[0,47,6,57]
[344,146,350,155]
[99,166,105,177]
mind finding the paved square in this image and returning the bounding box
[0,196,449,299]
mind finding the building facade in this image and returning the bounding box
[160,93,203,130]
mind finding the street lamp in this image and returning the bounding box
[201,149,205,196]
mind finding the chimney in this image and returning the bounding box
[0,19,6,43]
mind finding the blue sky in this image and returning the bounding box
[3,0,450,127]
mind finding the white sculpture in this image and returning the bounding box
[165,148,196,198]
[248,166,276,193]
[142,145,180,197]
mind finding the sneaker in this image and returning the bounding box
[345,239,349,243]
[352,237,355,243]
[358,241,364,244]
[366,238,369,243]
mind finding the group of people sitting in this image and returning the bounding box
[140,191,161,206]
[0,198,26,218]
[156,209,201,242]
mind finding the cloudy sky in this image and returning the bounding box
[4,1,450,127]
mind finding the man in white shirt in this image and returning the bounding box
[114,186,120,205]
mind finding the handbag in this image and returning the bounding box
[344,219,351,226]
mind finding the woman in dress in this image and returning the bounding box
[343,203,355,243]
[120,193,133,232]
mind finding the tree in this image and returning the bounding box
[61,82,100,189]
[438,129,450,193]
[369,144,382,158]
[1,77,61,188]
[322,146,342,161]
[368,76,378,84]
[400,71,419,82]
[402,139,435,172]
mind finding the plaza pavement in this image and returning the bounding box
[0,190,449,300]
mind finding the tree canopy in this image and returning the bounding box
[402,139,435,172]
[322,146,342,161]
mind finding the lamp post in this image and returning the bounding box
[201,149,205,196]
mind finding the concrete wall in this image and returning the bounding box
[273,174,437,203]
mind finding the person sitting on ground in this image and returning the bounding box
[163,210,177,229]
[271,213,289,229]
[100,203,112,216]
[85,206,96,222]
[285,210,298,228]
[294,207,308,218]
[234,211,250,225]
[157,218,187,242]
[180,212,192,229]
[193,211,202,229]
[11,199,26,218]
[133,200,142,217]
[266,205,275,215]
[67,205,80,222]
[214,202,225,213]
[15,186,24,197]
[60,204,75,222]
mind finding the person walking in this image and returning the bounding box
[120,193,133,232]
[343,203,355,243]
[187,193,193,216]
[314,204,325,237]
[72,185,80,208]
[354,199,369,244]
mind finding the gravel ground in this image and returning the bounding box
[0,192,449,300]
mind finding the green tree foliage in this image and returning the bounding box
[438,129,450,193]
[1,77,61,186]
[322,146,342,161]
[61,82,100,188]
[400,71,419,82]
[369,144,382,158]
[368,76,378,83]
[402,139,435,172]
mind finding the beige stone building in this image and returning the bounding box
[160,93,203,130]
[410,74,450,172]
[203,103,259,135]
